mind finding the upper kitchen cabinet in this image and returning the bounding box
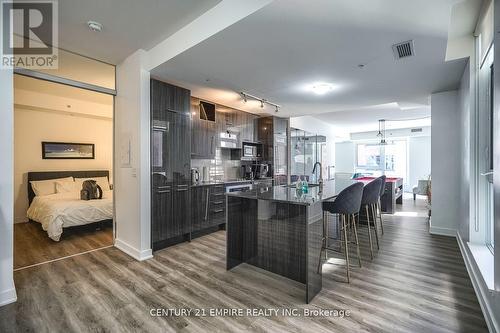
[191,97,216,159]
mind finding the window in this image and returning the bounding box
[356,141,407,179]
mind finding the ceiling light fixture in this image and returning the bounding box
[87,21,103,32]
[311,82,335,95]
[240,92,280,112]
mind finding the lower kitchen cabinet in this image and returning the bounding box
[152,184,191,251]
[191,184,227,234]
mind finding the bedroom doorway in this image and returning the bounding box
[13,72,116,270]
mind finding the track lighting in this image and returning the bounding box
[239,91,280,112]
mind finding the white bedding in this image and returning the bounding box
[27,190,113,241]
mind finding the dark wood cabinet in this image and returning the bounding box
[191,97,216,159]
[191,184,227,233]
[151,79,192,250]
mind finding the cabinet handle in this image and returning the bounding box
[177,184,188,188]
[212,192,225,196]
[158,185,171,189]
[156,190,171,194]
[213,201,224,205]
[211,136,214,154]
[212,209,224,213]
[176,188,188,192]
[205,188,210,220]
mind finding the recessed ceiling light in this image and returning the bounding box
[87,21,103,32]
[310,82,335,95]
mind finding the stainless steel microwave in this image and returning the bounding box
[243,145,257,158]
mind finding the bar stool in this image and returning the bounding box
[359,178,382,260]
[318,182,364,283]
[376,175,386,235]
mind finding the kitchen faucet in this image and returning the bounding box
[312,161,323,189]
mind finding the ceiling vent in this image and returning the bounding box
[392,40,415,59]
[411,128,423,133]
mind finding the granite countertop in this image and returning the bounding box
[225,179,360,205]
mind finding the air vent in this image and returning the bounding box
[411,128,423,133]
[392,40,415,59]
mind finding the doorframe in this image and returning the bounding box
[12,68,117,243]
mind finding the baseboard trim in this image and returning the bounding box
[429,226,456,237]
[457,232,499,333]
[0,287,17,307]
[114,238,153,261]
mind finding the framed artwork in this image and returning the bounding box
[42,142,95,159]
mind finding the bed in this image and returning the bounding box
[27,171,113,241]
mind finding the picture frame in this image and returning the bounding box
[41,142,95,159]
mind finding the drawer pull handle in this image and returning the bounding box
[176,189,188,192]
[212,209,224,213]
[156,190,171,194]
[213,201,224,205]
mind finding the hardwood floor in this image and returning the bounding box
[14,221,113,269]
[0,197,487,332]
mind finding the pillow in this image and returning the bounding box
[55,180,80,193]
[75,176,110,191]
[30,177,74,196]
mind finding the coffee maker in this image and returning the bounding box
[241,164,254,180]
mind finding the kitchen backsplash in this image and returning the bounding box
[191,148,241,181]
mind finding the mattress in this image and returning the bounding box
[27,190,113,241]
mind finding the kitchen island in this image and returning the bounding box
[226,179,358,303]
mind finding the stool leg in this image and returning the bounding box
[371,204,380,250]
[365,205,374,260]
[377,198,384,235]
[342,214,350,283]
[352,213,362,268]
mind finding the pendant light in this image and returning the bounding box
[377,119,387,145]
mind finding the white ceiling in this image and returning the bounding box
[152,0,469,120]
[314,103,431,137]
[14,75,114,118]
[58,0,221,64]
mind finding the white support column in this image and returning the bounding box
[0,66,17,306]
[114,50,152,261]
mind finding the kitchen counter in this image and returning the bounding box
[225,179,358,205]
[226,178,364,304]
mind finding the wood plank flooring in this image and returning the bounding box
[0,197,487,332]
[14,221,113,269]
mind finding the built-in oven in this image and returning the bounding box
[225,183,253,193]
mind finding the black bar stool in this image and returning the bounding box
[360,178,382,260]
[318,182,364,283]
[376,175,386,235]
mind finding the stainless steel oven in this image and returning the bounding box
[225,183,253,193]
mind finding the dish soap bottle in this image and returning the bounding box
[302,178,309,194]
[296,176,303,191]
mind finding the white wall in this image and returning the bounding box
[14,108,113,223]
[0,67,17,305]
[114,50,152,261]
[431,90,461,236]
[335,142,356,173]
[408,136,431,188]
